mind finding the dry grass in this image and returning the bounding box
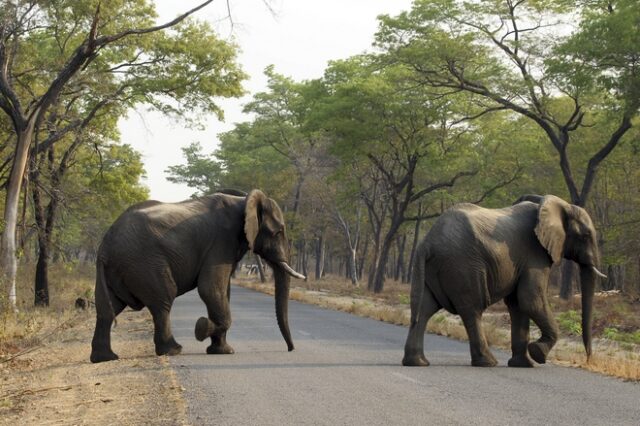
[0,262,188,424]
[236,274,640,381]
[0,263,95,358]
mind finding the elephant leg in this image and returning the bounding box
[148,304,182,356]
[518,272,558,364]
[460,311,498,367]
[402,288,440,366]
[196,264,235,355]
[504,292,533,368]
[90,286,125,363]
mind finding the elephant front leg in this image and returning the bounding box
[504,293,533,368]
[460,311,498,367]
[518,273,558,364]
[196,264,235,355]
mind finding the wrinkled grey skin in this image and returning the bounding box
[403,195,603,368]
[90,189,304,363]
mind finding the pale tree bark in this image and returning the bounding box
[333,207,361,285]
[255,254,266,283]
[314,234,325,280]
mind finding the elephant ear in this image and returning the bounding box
[245,189,267,251]
[534,195,569,264]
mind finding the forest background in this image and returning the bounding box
[0,0,639,320]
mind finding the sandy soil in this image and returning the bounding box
[0,309,187,426]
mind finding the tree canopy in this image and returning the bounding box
[169,0,640,294]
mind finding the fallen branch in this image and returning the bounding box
[0,384,73,401]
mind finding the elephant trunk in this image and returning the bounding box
[273,263,294,351]
[579,265,598,360]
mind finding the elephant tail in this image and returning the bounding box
[96,257,118,328]
[410,242,430,325]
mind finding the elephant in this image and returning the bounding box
[402,195,606,368]
[90,189,305,363]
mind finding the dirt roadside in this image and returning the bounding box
[0,309,187,426]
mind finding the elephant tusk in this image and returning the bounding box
[280,262,306,280]
[592,266,607,279]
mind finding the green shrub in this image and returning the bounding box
[603,326,640,345]
[557,310,582,335]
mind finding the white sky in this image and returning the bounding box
[119,0,413,201]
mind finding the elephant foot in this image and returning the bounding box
[527,342,548,364]
[508,355,534,368]
[195,317,215,342]
[402,353,430,367]
[156,341,183,357]
[206,342,235,355]
[471,354,498,367]
[90,349,119,364]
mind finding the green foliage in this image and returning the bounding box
[603,327,640,345]
[557,310,583,335]
[166,142,223,196]
[56,143,149,255]
[166,0,640,293]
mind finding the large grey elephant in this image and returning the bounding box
[402,195,606,367]
[90,189,305,363]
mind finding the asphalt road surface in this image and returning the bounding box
[170,285,640,426]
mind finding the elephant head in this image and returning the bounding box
[244,189,304,351]
[533,195,605,358]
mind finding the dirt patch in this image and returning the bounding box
[0,309,187,425]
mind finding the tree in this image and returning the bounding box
[376,0,639,208]
[0,0,245,309]
[376,0,640,297]
[166,142,223,196]
[319,57,517,292]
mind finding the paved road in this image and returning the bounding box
[170,285,639,426]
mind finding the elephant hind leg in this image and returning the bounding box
[148,305,182,356]
[460,311,498,367]
[90,286,125,363]
[504,293,533,368]
[403,287,441,367]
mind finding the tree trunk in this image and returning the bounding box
[559,260,579,300]
[348,248,358,286]
[604,264,625,292]
[405,204,423,283]
[256,255,266,283]
[358,237,369,282]
[301,240,309,282]
[369,218,404,293]
[315,235,325,281]
[1,126,34,310]
[323,245,330,278]
[366,229,382,291]
[395,234,406,281]
[370,235,392,293]
[31,164,51,306]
